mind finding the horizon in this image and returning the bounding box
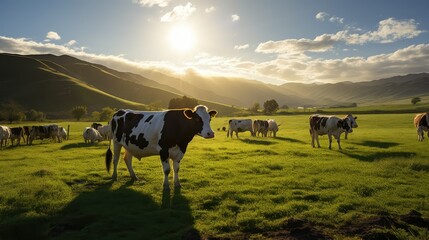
[1,0,429,85]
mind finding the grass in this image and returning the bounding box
[0,114,428,239]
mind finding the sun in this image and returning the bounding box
[168,25,196,52]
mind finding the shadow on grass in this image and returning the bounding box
[60,142,99,150]
[356,140,400,149]
[239,138,275,145]
[275,136,307,144]
[341,151,416,162]
[0,181,199,240]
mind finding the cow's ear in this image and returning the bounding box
[183,109,194,119]
[354,116,357,120]
[209,110,217,118]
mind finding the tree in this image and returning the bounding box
[25,109,45,121]
[411,97,421,105]
[99,107,115,121]
[281,104,289,112]
[0,101,26,123]
[250,102,260,113]
[263,99,279,114]
[168,96,199,109]
[71,106,87,121]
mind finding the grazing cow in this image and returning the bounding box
[29,125,61,144]
[105,105,217,189]
[227,119,254,138]
[97,125,112,141]
[59,127,68,141]
[343,114,359,139]
[83,127,103,143]
[91,122,103,129]
[10,127,24,146]
[23,126,31,144]
[267,119,279,137]
[309,114,358,150]
[0,126,11,149]
[253,120,269,137]
[414,113,429,141]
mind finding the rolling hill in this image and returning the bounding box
[1,53,428,117]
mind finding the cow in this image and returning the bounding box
[414,113,429,141]
[309,114,358,150]
[253,120,269,137]
[91,122,103,129]
[83,127,103,143]
[10,127,24,146]
[267,119,279,137]
[227,119,254,138]
[0,126,11,149]
[97,125,112,141]
[29,125,61,144]
[59,127,68,141]
[343,114,359,139]
[105,105,217,189]
[23,126,31,144]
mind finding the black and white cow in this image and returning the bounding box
[414,113,429,141]
[29,125,61,144]
[343,114,359,139]
[253,120,269,137]
[10,127,24,146]
[105,105,217,189]
[309,114,358,150]
[227,119,254,138]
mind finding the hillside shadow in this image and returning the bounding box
[341,151,416,162]
[51,182,198,239]
[356,140,400,149]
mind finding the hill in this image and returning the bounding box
[0,53,237,116]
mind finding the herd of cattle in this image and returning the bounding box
[0,124,68,148]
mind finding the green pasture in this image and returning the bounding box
[0,114,428,239]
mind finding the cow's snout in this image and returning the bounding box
[205,131,215,138]
[348,128,353,133]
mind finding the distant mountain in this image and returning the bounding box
[1,53,428,117]
[280,73,429,106]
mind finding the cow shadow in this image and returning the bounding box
[60,142,102,150]
[355,140,400,149]
[239,138,275,145]
[275,136,306,144]
[49,182,198,239]
[341,151,416,162]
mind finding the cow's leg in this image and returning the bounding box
[336,134,342,150]
[328,134,333,149]
[124,150,138,181]
[160,150,171,189]
[171,151,185,188]
[111,142,122,181]
[310,130,315,148]
[344,131,348,140]
[315,133,321,148]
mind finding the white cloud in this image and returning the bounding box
[46,31,61,41]
[161,2,196,22]
[231,14,240,22]
[66,40,77,46]
[329,16,344,24]
[256,34,336,54]
[133,0,172,7]
[315,12,329,21]
[205,6,215,13]
[234,44,249,50]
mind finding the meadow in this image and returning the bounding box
[0,113,428,239]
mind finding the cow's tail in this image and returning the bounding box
[105,140,112,173]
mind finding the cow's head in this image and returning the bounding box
[346,114,358,128]
[338,119,352,133]
[184,105,217,138]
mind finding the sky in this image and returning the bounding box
[1,0,429,85]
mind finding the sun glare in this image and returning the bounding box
[169,25,195,52]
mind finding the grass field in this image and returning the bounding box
[0,113,428,239]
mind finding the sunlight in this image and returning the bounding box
[168,24,196,52]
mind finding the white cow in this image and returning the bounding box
[343,114,359,139]
[83,127,103,143]
[414,113,429,141]
[267,119,279,137]
[0,126,11,149]
[227,119,254,138]
[59,127,68,141]
[97,125,112,141]
[309,114,358,150]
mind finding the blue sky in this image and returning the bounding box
[1,0,429,84]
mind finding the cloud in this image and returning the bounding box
[66,40,77,46]
[133,0,172,7]
[256,34,336,54]
[231,14,240,22]
[161,2,196,22]
[46,31,61,41]
[342,18,425,44]
[234,44,249,50]
[205,6,215,13]
[316,12,344,24]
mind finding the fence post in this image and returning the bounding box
[67,125,70,140]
